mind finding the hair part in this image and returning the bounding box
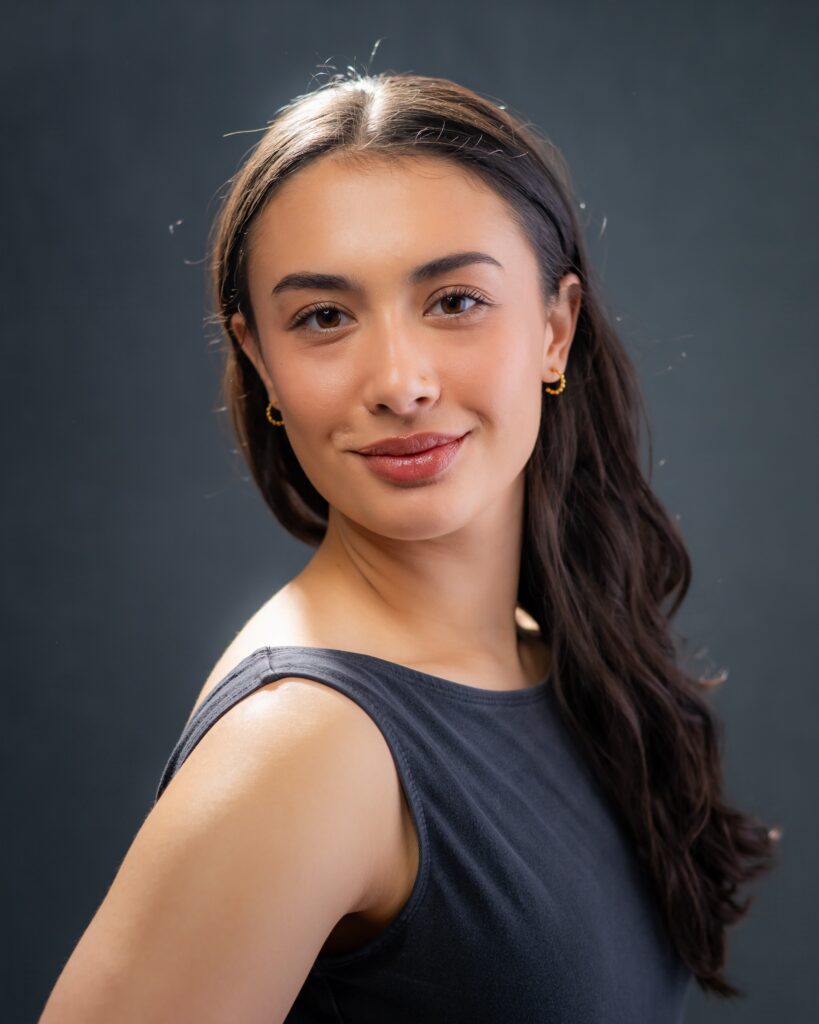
[208,70,778,997]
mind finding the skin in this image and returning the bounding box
[230,151,582,690]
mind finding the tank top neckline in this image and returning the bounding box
[261,644,553,703]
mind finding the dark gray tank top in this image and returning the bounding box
[154,645,692,1022]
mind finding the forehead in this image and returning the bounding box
[246,152,529,278]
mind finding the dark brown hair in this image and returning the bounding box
[207,70,778,997]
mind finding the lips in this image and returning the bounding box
[355,432,467,456]
[355,432,469,484]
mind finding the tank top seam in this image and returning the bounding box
[167,647,549,751]
[224,645,552,707]
[335,647,551,706]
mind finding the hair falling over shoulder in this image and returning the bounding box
[206,68,779,997]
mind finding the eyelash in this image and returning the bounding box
[287,286,491,334]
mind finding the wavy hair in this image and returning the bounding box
[206,70,778,997]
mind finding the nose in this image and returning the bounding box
[361,332,441,418]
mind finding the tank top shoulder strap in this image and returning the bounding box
[152,644,427,847]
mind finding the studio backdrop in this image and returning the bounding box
[3,2,816,1022]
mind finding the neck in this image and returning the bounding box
[291,479,531,677]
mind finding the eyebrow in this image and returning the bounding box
[270,250,503,298]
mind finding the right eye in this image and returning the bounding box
[289,303,353,333]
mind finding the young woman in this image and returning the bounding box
[40,71,777,1023]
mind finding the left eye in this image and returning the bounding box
[429,290,484,316]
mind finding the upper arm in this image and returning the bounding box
[39,678,394,1024]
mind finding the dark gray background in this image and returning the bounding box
[4,1,816,1021]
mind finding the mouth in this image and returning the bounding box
[354,432,470,485]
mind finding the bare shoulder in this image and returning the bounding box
[170,671,406,915]
[179,669,407,851]
[38,672,401,1024]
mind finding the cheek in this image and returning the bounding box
[273,379,377,513]
[467,341,543,445]
[267,351,347,446]
[277,393,339,477]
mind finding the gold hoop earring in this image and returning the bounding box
[265,401,284,426]
[543,369,566,395]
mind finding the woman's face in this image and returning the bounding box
[231,152,580,542]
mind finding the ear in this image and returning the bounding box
[541,273,582,383]
[229,311,278,404]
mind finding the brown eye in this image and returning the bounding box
[290,303,352,333]
[441,294,472,314]
[315,307,342,328]
[428,287,488,318]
